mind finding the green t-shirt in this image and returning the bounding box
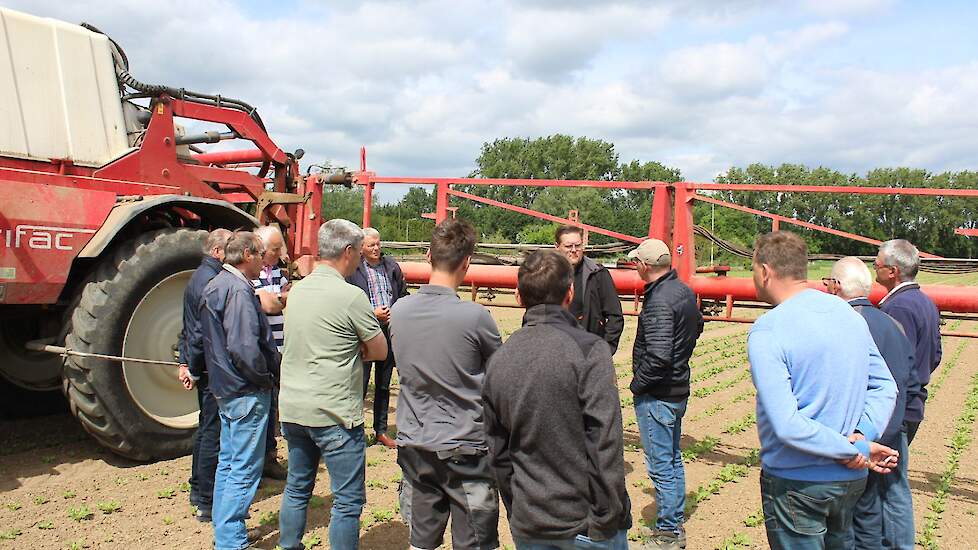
[279,263,381,428]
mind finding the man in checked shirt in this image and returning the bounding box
[347,227,408,448]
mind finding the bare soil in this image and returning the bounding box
[1,309,975,549]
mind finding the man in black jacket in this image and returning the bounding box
[177,228,231,523]
[555,225,624,353]
[484,250,631,549]
[629,239,703,550]
[199,231,281,550]
[346,227,408,448]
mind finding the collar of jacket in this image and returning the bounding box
[578,255,602,279]
[201,255,223,271]
[881,281,920,304]
[522,303,578,327]
[848,297,873,308]
[643,268,678,296]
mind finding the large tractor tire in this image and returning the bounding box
[64,228,207,461]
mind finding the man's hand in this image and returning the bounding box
[838,453,868,470]
[177,365,194,390]
[868,442,899,474]
[374,306,391,324]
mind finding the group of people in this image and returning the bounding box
[176,217,941,550]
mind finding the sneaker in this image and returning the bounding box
[677,526,686,548]
[645,530,681,550]
[195,508,212,523]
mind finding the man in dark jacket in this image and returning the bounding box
[177,228,231,523]
[346,227,408,448]
[555,225,624,353]
[875,239,942,445]
[629,238,703,550]
[828,257,921,550]
[484,250,631,549]
[200,231,281,550]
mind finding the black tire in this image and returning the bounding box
[63,228,207,461]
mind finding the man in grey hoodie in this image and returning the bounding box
[484,250,631,550]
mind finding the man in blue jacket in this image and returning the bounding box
[346,227,408,448]
[828,257,921,550]
[875,239,942,445]
[177,228,231,523]
[749,232,898,550]
[200,231,281,550]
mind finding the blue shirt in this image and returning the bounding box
[748,289,896,482]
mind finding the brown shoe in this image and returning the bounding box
[376,433,397,449]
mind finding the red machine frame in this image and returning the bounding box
[351,150,978,336]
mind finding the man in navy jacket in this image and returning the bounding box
[829,257,921,550]
[177,228,231,522]
[875,239,942,445]
[200,231,281,550]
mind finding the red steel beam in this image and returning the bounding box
[955,228,978,237]
[397,262,978,314]
[448,188,645,244]
[359,174,659,191]
[691,182,978,197]
[193,149,267,165]
[694,194,943,259]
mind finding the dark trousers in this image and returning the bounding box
[904,420,920,445]
[362,328,394,435]
[266,389,279,456]
[397,446,500,550]
[760,470,866,550]
[190,378,220,512]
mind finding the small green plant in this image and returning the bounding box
[309,495,325,509]
[303,532,323,548]
[390,472,403,483]
[372,508,394,523]
[136,472,149,481]
[36,520,55,530]
[366,478,388,489]
[97,500,121,514]
[723,412,757,435]
[718,531,752,549]
[114,477,128,486]
[743,508,764,527]
[163,515,174,525]
[178,481,191,493]
[33,495,49,505]
[62,490,77,499]
[632,478,650,489]
[259,510,279,526]
[366,457,380,467]
[158,468,170,476]
[0,529,22,540]
[41,455,56,464]
[157,488,176,499]
[620,396,634,407]
[6,502,22,511]
[68,505,94,522]
[681,436,719,462]
[67,540,89,550]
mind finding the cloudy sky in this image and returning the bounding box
[12,0,978,201]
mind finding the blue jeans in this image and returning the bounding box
[212,390,271,550]
[190,378,220,513]
[278,423,366,550]
[850,432,914,549]
[515,529,629,550]
[761,470,866,550]
[635,395,687,533]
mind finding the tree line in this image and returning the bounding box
[321,135,978,261]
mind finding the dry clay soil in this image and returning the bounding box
[1,304,976,550]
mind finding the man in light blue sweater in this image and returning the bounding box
[748,232,899,550]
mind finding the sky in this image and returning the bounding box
[10,0,978,202]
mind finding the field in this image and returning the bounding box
[1,303,977,549]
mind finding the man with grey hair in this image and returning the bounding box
[200,231,281,550]
[252,224,290,480]
[177,228,231,523]
[347,227,408,448]
[277,219,388,550]
[828,257,921,550]
[874,239,941,445]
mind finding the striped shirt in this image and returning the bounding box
[363,259,394,309]
[253,265,288,351]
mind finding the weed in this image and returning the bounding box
[718,532,752,549]
[5,502,22,511]
[136,472,149,481]
[97,500,121,514]
[303,532,323,548]
[68,505,94,522]
[33,495,49,505]
[743,508,764,527]
[36,520,55,530]
[259,510,279,526]
[620,396,634,407]
[366,457,380,467]
[66,540,89,550]
[163,515,174,525]
[157,488,177,499]
[372,508,395,523]
[367,478,389,489]
[309,495,325,509]
[114,477,128,486]
[632,479,650,489]
[178,481,191,493]
[158,468,170,476]
[62,490,77,499]
[390,472,403,483]
[0,529,22,540]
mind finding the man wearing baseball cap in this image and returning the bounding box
[628,239,703,550]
